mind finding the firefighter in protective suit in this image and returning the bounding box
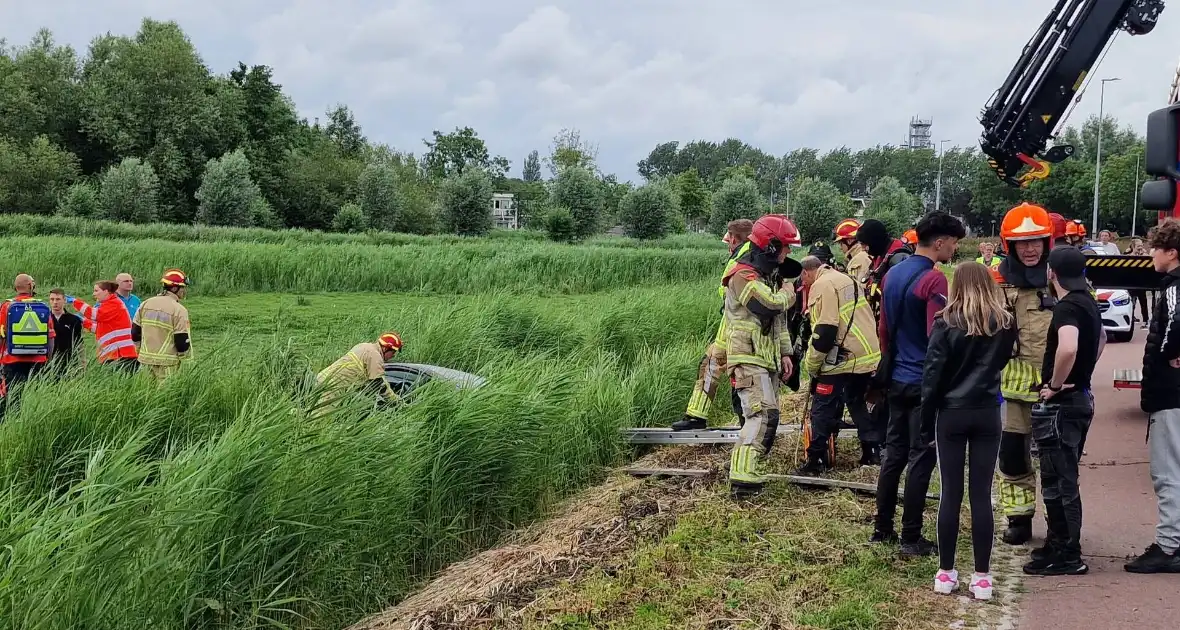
[723,214,801,498]
[673,219,755,430]
[313,333,403,418]
[996,202,1057,545]
[131,268,192,380]
[834,218,873,286]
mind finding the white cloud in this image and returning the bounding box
[3,0,1180,179]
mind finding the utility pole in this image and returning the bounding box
[935,139,950,211]
[1132,153,1141,236]
[1092,77,1121,235]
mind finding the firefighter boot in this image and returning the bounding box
[671,415,707,431]
[1002,516,1033,546]
[794,455,832,476]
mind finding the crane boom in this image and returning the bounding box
[979,0,1165,187]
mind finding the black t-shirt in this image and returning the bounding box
[1041,290,1102,391]
[51,311,84,361]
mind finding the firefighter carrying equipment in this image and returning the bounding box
[314,341,399,417]
[1,297,52,358]
[72,295,138,363]
[132,291,191,378]
[802,266,881,379]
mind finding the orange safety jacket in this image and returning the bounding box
[72,295,138,362]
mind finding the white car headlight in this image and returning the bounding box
[1112,296,1131,307]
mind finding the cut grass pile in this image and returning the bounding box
[0,235,725,296]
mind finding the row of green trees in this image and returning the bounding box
[0,19,1155,242]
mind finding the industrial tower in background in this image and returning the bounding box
[905,116,933,149]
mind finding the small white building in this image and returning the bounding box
[492,193,518,230]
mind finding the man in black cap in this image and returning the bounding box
[1025,246,1104,576]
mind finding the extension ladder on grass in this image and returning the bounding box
[621,425,857,445]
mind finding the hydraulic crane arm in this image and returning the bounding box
[980,0,1164,187]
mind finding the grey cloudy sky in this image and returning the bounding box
[4,0,1179,181]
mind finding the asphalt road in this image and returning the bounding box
[1018,334,1179,629]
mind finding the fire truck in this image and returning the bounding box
[977,0,1177,388]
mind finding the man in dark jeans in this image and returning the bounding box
[1025,247,1103,576]
[871,211,966,556]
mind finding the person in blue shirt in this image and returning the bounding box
[870,210,966,557]
[115,272,141,320]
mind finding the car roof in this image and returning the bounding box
[385,362,487,388]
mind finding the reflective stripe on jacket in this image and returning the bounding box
[722,265,794,372]
[73,295,138,362]
[999,286,1052,402]
[804,267,881,376]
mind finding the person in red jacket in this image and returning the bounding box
[66,280,139,373]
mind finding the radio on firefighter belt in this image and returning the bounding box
[800,272,862,464]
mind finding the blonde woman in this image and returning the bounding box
[920,262,1017,600]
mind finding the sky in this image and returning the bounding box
[3,0,1179,182]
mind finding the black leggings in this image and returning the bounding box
[936,406,1002,573]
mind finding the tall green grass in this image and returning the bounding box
[0,236,726,296]
[0,341,705,629]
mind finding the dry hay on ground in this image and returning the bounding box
[348,453,711,630]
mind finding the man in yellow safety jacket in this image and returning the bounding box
[996,202,1056,545]
[834,218,873,287]
[313,332,403,418]
[796,255,882,472]
[975,241,1004,270]
[723,214,801,498]
[132,268,192,380]
[672,219,755,431]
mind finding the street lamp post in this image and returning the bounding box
[1091,77,1121,235]
[1132,153,1141,237]
[935,139,951,212]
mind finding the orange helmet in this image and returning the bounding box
[833,218,861,242]
[999,202,1051,253]
[1075,220,1087,238]
[161,268,188,287]
[377,332,403,353]
[749,214,802,250]
[902,229,918,245]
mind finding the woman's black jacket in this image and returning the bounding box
[919,314,1017,439]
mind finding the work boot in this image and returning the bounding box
[671,415,707,431]
[794,457,831,477]
[1124,543,1180,573]
[869,529,899,544]
[900,537,938,557]
[859,442,881,466]
[1002,516,1033,545]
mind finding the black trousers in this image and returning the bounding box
[808,373,882,461]
[0,362,46,421]
[1132,290,1150,323]
[105,358,140,374]
[875,382,938,541]
[936,406,1002,572]
[1033,391,1093,561]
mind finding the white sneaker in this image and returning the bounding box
[970,572,994,600]
[934,568,959,594]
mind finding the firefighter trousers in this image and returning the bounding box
[729,365,780,489]
[686,343,726,420]
[807,372,882,463]
[998,400,1037,518]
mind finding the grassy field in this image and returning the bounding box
[0,224,750,630]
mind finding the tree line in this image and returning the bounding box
[0,19,1154,243]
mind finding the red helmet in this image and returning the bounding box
[377,332,403,352]
[833,218,860,242]
[1047,212,1067,241]
[749,214,802,250]
[160,268,188,287]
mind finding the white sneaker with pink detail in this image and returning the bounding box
[970,572,994,600]
[933,568,958,594]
